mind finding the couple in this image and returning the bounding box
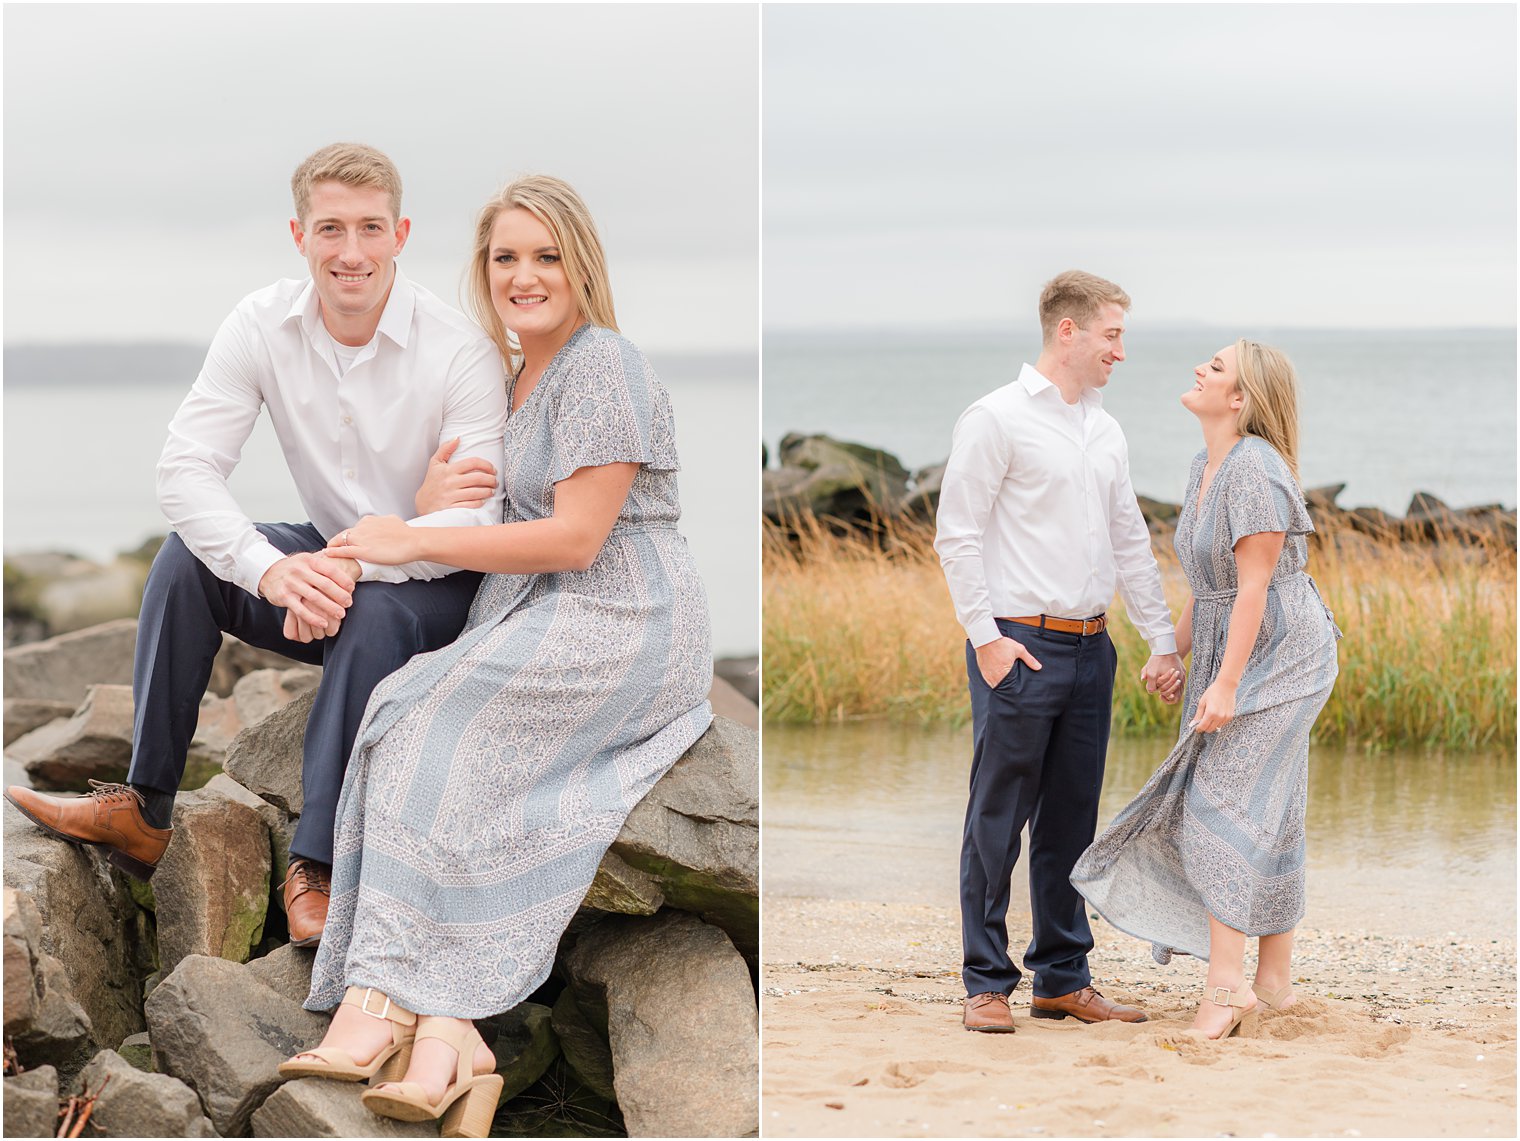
[936,270,1340,1040]
[5,143,713,1134]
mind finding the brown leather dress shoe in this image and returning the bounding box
[4,781,172,880]
[963,991,1016,1033]
[282,858,331,948]
[1030,985,1148,1023]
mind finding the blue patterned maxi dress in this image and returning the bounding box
[307,324,713,1017]
[1071,436,1339,962]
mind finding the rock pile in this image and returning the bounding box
[3,619,759,1137]
[764,431,1518,549]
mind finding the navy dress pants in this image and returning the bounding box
[960,620,1117,999]
[126,523,483,865]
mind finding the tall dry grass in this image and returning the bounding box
[762,514,1516,750]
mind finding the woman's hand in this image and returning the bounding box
[324,516,422,566]
[1190,678,1238,733]
[415,438,498,514]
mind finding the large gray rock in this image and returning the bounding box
[223,690,313,816]
[8,684,135,791]
[145,954,329,1137]
[3,888,91,1069]
[607,717,758,959]
[252,1078,435,1138]
[764,433,911,523]
[3,1065,59,1138]
[551,986,616,1103]
[152,781,271,974]
[563,911,757,1138]
[207,635,310,699]
[708,675,758,730]
[245,941,316,1006]
[2,619,138,704]
[233,667,322,727]
[2,802,153,1058]
[488,1001,558,1102]
[74,1048,216,1137]
[3,699,75,747]
[115,1031,153,1073]
[712,656,758,707]
[205,773,296,893]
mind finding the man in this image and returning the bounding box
[5,143,507,948]
[934,270,1184,1033]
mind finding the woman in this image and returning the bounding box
[1070,340,1339,1040]
[276,175,713,1134]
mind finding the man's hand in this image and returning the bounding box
[285,611,343,643]
[416,437,498,514]
[974,636,1042,689]
[259,552,357,634]
[1140,653,1186,704]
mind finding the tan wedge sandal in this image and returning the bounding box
[1254,983,1295,1009]
[1200,985,1259,1039]
[278,987,416,1083]
[361,1018,503,1139]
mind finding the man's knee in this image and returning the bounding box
[143,533,212,597]
[336,581,426,644]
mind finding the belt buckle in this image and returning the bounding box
[358,988,391,1020]
[1081,616,1100,636]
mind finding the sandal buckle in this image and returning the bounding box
[359,988,392,1020]
[1207,986,1234,1007]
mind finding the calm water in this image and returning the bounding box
[762,722,1517,941]
[763,327,1517,513]
[2,347,758,657]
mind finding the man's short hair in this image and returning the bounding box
[1038,270,1131,343]
[290,143,403,224]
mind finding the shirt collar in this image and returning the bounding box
[1018,362,1105,408]
[282,265,416,350]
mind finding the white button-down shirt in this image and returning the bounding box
[156,268,508,595]
[934,363,1177,654]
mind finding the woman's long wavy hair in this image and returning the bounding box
[467,175,618,377]
[1234,339,1302,486]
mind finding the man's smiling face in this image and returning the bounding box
[291,180,409,336]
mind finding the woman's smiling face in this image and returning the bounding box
[489,207,582,343]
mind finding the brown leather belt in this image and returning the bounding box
[999,613,1108,636]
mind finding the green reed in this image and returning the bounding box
[763,513,1516,750]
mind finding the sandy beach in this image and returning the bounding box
[761,892,1516,1138]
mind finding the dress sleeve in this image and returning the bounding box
[549,332,680,483]
[1223,439,1313,545]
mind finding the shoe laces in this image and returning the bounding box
[85,780,145,806]
[282,858,331,897]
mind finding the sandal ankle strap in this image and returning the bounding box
[414,1017,485,1086]
[341,986,417,1026]
[1204,985,1253,1009]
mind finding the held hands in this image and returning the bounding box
[324,515,420,566]
[1140,653,1186,705]
[1190,678,1238,733]
[974,635,1042,689]
[258,553,358,644]
[416,437,498,514]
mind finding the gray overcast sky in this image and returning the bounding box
[764,3,1516,331]
[4,3,758,352]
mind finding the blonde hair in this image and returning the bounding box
[1234,339,1302,485]
[290,143,403,223]
[1038,270,1132,344]
[467,175,617,376]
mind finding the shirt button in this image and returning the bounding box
[345,469,355,479]
[342,416,353,425]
